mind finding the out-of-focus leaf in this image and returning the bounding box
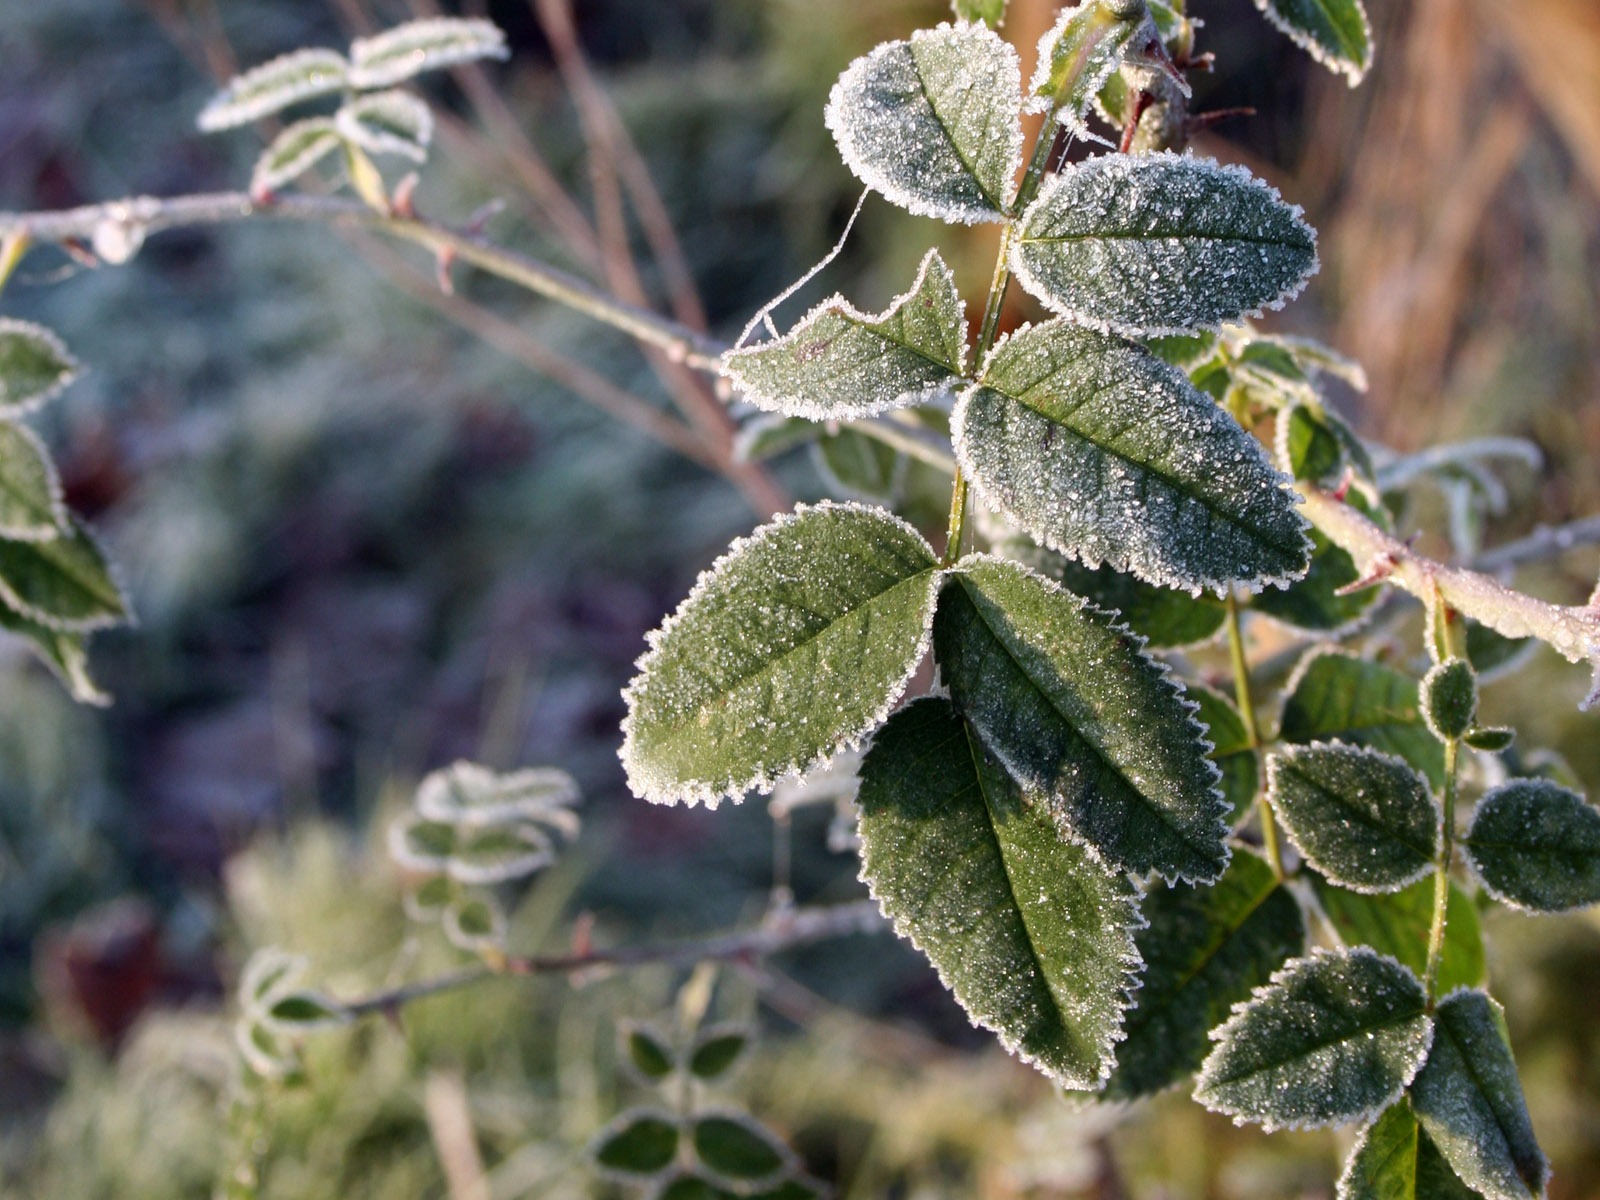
[251,118,344,196]
[1338,1101,1480,1200]
[347,18,509,90]
[0,319,80,417]
[1253,0,1373,85]
[198,48,349,131]
[1314,875,1485,996]
[0,518,132,632]
[1278,651,1444,787]
[335,90,434,161]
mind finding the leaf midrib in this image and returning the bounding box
[1280,757,1437,865]
[908,36,1010,216]
[1423,1001,1540,1195]
[1212,995,1426,1085]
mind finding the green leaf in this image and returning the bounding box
[198,48,349,132]
[735,415,821,464]
[592,1109,681,1178]
[0,602,109,706]
[1027,1,1170,133]
[442,893,505,952]
[622,1022,678,1081]
[1408,990,1547,1200]
[652,1172,824,1200]
[1010,153,1319,337]
[857,699,1141,1087]
[0,422,65,542]
[387,814,457,872]
[0,319,80,416]
[1339,1101,1481,1200]
[954,321,1310,593]
[692,1113,793,1182]
[1195,948,1433,1130]
[447,823,554,884]
[1465,620,1534,682]
[0,517,132,632]
[1465,779,1600,913]
[1144,330,1219,370]
[1190,685,1259,824]
[1314,876,1485,996]
[335,90,434,162]
[722,250,968,420]
[1252,528,1378,633]
[1422,658,1478,742]
[814,428,903,501]
[239,948,307,1010]
[263,991,349,1031]
[347,18,509,90]
[1103,849,1304,1100]
[1278,403,1367,486]
[1465,727,1515,754]
[824,23,1022,223]
[416,761,580,830]
[1279,651,1445,789]
[933,557,1228,882]
[403,873,456,920]
[250,118,345,197]
[621,502,941,806]
[951,0,1006,27]
[1254,0,1373,85]
[1267,742,1438,893]
[688,1026,749,1081]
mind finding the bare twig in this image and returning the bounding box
[1470,514,1600,574]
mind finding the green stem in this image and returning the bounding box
[1423,736,1461,1005]
[1226,592,1282,878]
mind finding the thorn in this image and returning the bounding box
[463,199,506,237]
[435,245,457,295]
[1331,467,1355,503]
[569,911,595,959]
[61,237,100,268]
[392,172,421,219]
[249,185,278,209]
[1119,91,1154,154]
[1335,551,1399,595]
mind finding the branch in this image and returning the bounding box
[1300,486,1600,708]
[1470,514,1600,574]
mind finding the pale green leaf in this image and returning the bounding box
[734,415,820,463]
[824,23,1022,223]
[1103,849,1304,1100]
[621,502,941,806]
[447,823,554,884]
[1144,330,1220,369]
[592,1109,681,1179]
[250,118,344,196]
[198,48,349,131]
[0,602,109,705]
[723,250,968,420]
[692,1113,793,1182]
[443,893,505,951]
[0,319,80,417]
[239,948,307,1011]
[335,89,434,162]
[0,517,132,632]
[688,1026,749,1080]
[1422,658,1478,742]
[402,873,456,920]
[0,421,66,541]
[1267,742,1439,893]
[1252,528,1378,633]
[1010,153,1318,337]
[952,0,1006,27]
[954,321,1310,593]
[347,18,509,90]
[415,761,580,834]
[1254,0,1373,85]
[1027,1,1172,133]
[1195,948,1433,1131]
[1314,876,1485,996]
[1409,990,1547,1200]
[856,698,1142,1087]
[387,813,456,872]
[1190,685,1258,824]
[1464,779,1600,913]
[1339,1101,1481,1200]
[933,556,1228,882]
[1279,651,1445,788]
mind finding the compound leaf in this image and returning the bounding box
[934,556,1228,882]
[1267,742,1439,893]
[1279,651,1444,788]
[335,89,434,162]
[1464,779,1600,913]
[621,1022,678,1082]
[1010,153,1318,337]
[825,23,1022,223]
[0,518,131,632]
[1339,1101,1481,1200]
[1195,948,1432,1130]
[0,421,66,541]
[857,698,1141,1088]
[198,48,349,131]
[1314,876,1485,997]
[0,320,80,417]
[1254,0,1373,85]
[250,118,344,196]
[442,893,505,952]
[621,502,941,806]
[1104,849,1304,1100]
[954,321,1310,593]
[723,250,968,420]
[347,18,509,90]
[592,1109,681,1179]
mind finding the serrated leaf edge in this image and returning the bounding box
[1252,0,1373,86]
[0,318,82,416]
[1462,779,1600,915]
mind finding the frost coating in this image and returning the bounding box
[954,321,1311,594]
[620,502,942,807]
[1339,1102,1480,1200]
[198,48,349,132]
[1254,0,1373,86]
[856,698,1143,1088]
[1267,740,1440,894]
[1464,779,1600,913]
[335,90,435,162]
[0,421,67,542]
[0,318,81,417]
[251,118,344,196]
[1027,1,1172,133]
[722,249,969,420]
[934,555,1230,883]
[0,515,133,633]
[348,18,509,90]
[1279,648,1445,788]
[1011,154,1319,337]
[824,23,1023,224]
[1195,947,1434,1131]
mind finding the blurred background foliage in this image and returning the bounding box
[0,0,1597,1196]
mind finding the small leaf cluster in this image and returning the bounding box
[196,18,508,201]
[233,948,349,1081]
[388,760,581,955]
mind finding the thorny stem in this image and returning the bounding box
[1423,737,1461,1006]
[1226,592,1282,878]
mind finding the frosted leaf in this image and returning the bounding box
[953,321,1311,594]
[0,319,80,417]
[415,760,581,836]
[1339,1102,1481,1200]
[1267,742,1439,893]
[260,990,350,1033]
[687,1025,750,1080]
[692,1111,797,1183]
[1258,333,1369,392]
[1028,1,1175,133]
[1011,154,1319,337]
[951,0,1007,27]
[239,947,308,1012]
[1195,948,1433,1131]
[620,502,942,807]
[235,1020,294,1080]
[1314,875,1486,996]
[590,1108,681,1181]
[824,23,1023,224]
[0,421,66,541]
[335,90,434,162]
[1422,657,1478,742]
[347,18,509,90]
[388,813,456,872]
[1189,685,1258,824]
[0,603,109,706]
[934,555,1229,882]
[250,118,344,196]
[197,48,349,131]
[619,1021,677,1082]
[1279,650,1445,788]
[1101,849,1304,1100]
[1254,0,1373,86]
[0,516,132,632]
[446,823,555,885]
[1464,779,1600,913]
[1408,990,1549,1200]
[443,892,505,952]
[814,428,903,502]
[723,250,968,420]
[1254,529,1378,634]
[856,698,1142,1088]
[733,414,820,463]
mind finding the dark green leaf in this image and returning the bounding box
[1267,742,1438,893]
[688,1027,749,1081]
[1195,948,1432,1130]
[857,699,1141,1087]
[934,557,1228,882]
[1104,849,1304,1100]
[0,517,132,632]
[724,251,967,420]
[1314,876,1485,996]
[388,815,456,871]
[264,992,348,1030]
[592,1110,681,1177]
[1190,685,1259,824]
[814,427,903,502]
[1278,651,1444,788]
[1010,153,1318,336]
[621,502,941,806]
[1423,658,1478,742]
[443,893,505,951]
[347,17,508,89]
[198,48,349,131]
[250,118,344,196]
[692,1114,791,1181]
[0,598,108,705]
[1253,529,1378,633]
[955,321,1310,593]
[1465,779,1600,913]
[825,23,1022,223]
[1281,403,1343,483]
[1409,990,1547,1200]
[622,1023,678,1081]
[1339,1101,1481,1200]
[0,422,65,541]
[1465,621,1534,682]
[1464,727,1515,753]
[653,1173,824,1200]
[1144,331,1219,369]
[0,319,80,416]
[1254,0,1373,84]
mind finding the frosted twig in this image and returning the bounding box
[1470,514,1600,574]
